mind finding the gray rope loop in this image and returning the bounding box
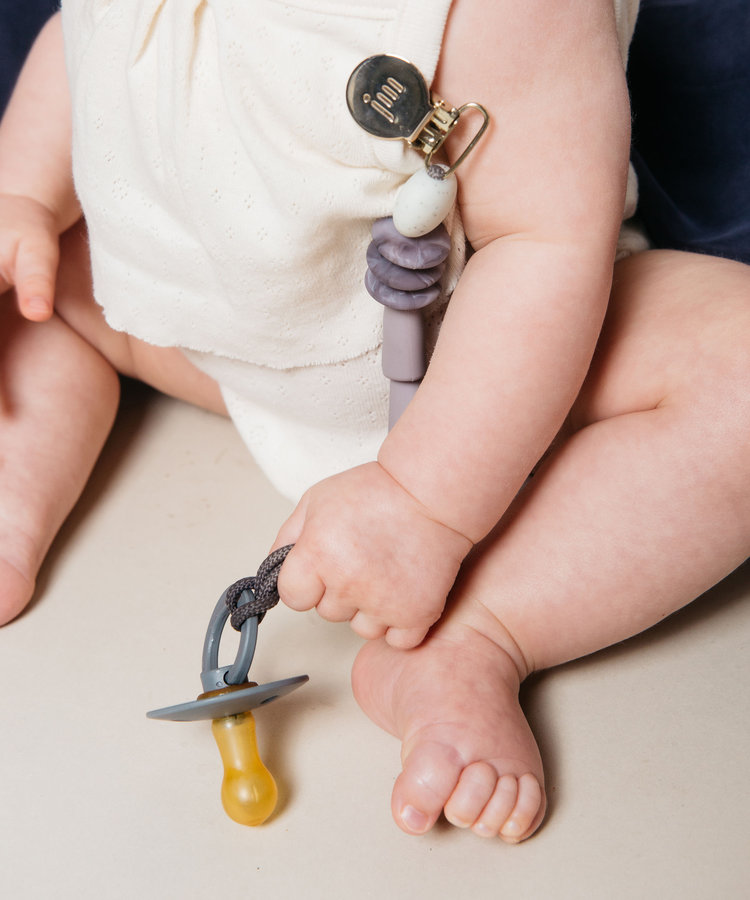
[225,544,294,631]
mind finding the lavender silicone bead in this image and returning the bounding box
[372,218,451,270]
[366,242,445,291]
[364,269,441,311]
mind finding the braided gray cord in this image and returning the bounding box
[225,544,293,630]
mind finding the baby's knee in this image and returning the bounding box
[625,250,750,474]
[674,254,750,410]
[574,250,750,428]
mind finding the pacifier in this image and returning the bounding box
[147,547,307,825]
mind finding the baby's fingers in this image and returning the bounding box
[276,547,325,612]
[11,231,59,321]
[385,624,431,650]
[349,612,388,641]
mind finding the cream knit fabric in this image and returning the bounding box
[62,0,639,501]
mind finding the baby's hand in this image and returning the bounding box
[0,193,60,321]
[274,462,473,649]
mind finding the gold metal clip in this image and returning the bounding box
[411,98,490,176]
[347,55,490,178]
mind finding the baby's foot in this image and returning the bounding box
[352,624,545,842]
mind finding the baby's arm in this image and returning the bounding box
[0,13,79,320]
[381,0,631,541]
[276,0,631,646]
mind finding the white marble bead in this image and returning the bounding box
[392,164,458,238]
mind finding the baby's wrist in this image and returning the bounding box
[375,454,476,552]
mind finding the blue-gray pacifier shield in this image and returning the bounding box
[146,582,308,722]
[346,54,432,141]
[146,675,309,722]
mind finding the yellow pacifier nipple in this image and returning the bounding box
[211,710,277,826]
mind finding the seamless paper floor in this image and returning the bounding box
[1,383,748,899]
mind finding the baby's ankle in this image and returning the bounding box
[450,597,533,684]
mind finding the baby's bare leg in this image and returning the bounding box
[354,250,750,841]
[0,222,225,625]
[0,287,119,624]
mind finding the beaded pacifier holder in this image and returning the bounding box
[146,56,489,829]
[347,54,490,425]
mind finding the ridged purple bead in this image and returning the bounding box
[365,218,451,311]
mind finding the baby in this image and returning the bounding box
[1,0,748,844]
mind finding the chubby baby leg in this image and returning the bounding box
[52,226,227,416]
[0,222,225,624]
[353,249,750,841]
[0,289,119,624]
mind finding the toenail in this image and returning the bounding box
[401,805,429,833]
[500,818,521,838]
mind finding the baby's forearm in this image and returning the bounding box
[0,13,79,230]
[379,235,615,543]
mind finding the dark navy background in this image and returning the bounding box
[627,0,750,263]
[1,1,748,264]
[0,0,58,113]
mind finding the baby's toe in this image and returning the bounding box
[0,557,36,626]
[471,773,520,838]
[499,773,545,843]
[391,740,464,835]
[444,761,499,828]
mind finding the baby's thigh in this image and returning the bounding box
[571,249,750,428]
[53,220,226,415]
